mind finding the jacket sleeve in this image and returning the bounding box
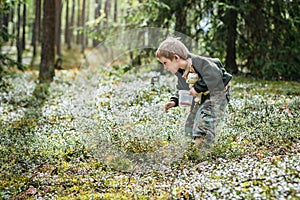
[215,60,232,86]
[193,76,208,93]
[193,58,224,94]
[170,70,190,106]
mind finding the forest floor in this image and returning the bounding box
[0,59,300,199]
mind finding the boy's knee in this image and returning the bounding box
[192,127,215,144]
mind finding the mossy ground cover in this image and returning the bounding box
[0,66,299,199]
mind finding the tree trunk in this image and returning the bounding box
[113,0,117,22]
[174,9,187,35]
[81,0,86,53]
[65,0,70,46]
[39,0,56,82]
[104,0,112,27]
[33,0,41,57]
[269,0,282,62]
[2,6,10,42]
[0,9,3,54]
[243,0,267,74]
[16,3,23,69]
[93,0,101,47]
[55,0,62,56]
[76,0,81,44]
[173,1,190,46]
[84,0,88,49]
[22,3,26,50]
[8,3,15,47]
[224,0,238,74]
[69,0,75,49]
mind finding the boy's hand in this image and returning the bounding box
[165,101,176,113]
[189,87,199,97]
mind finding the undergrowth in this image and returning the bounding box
[0,66,299,199]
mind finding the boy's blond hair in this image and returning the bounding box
[156,37,189,60]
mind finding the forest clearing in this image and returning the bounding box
[0,63,299,199]
[1,0,300,199]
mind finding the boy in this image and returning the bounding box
[156,37,232,146]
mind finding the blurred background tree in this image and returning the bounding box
[0,0,299,81]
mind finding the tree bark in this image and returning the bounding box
[33,0,41,57]
[113,0,117,22]
[65,0,70,46]
[39,0,56,82]
[174,9,187,35]
[85,0,89,46]
[173,1,190,46]
[104,0,112,27]
[76,0,81,44]
[93,0,101,47]
[0,8,3,54]
[16,3,23,68]
[2,6,10,42]
[9,4,15,47]
[22,3,26,50]
[69,0,76,49]
[223,0,238,74]
[81,0,86,53]
[243,0,267,74]
[55,0,62,56]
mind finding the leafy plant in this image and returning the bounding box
[0,66,299,199]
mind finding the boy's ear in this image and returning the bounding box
[174,54,180,61]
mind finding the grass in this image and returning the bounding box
[0,66,299,199]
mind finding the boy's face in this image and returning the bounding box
[158,56,181,73]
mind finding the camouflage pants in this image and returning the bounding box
[184,90,229,143]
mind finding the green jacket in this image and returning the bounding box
[171,53,232,106]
